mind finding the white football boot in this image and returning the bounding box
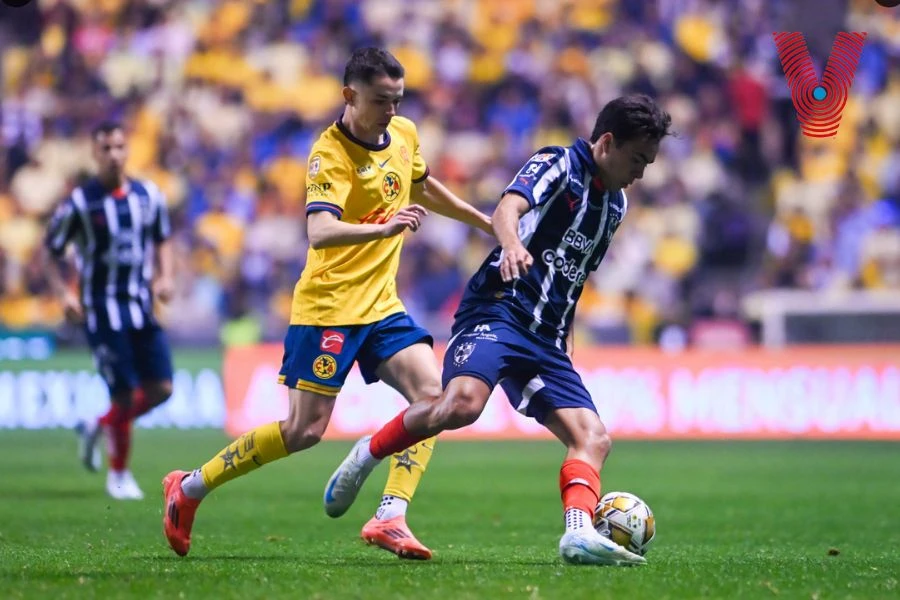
[106,470,145,500]
[323,435,380,517]
[559,528,647,566]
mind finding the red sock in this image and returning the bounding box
[128,388,152,420]
[369,409,429,459]
[98,401,123,427]
[100,403,131,471]
[559,459,601,517]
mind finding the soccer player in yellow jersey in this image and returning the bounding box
[162,48,492,559]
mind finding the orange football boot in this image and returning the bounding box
[162,470,201,557]
[361,516,433,560]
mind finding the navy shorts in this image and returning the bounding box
[85,322,174,395]
[441,318,595,424]
[278,312,432,396]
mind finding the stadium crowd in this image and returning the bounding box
[0,0,898,345]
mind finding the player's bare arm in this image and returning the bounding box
[493,192,533,282]
[414,176,492,235]
[307,205,427,249]
[154,239,175,303]
[43,248,82,323]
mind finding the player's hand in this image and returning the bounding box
[499,243,533,282]
[381,205,428,237]
[154,276,175,303]
[61,290,83,323]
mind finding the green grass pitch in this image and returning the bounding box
[1,430,898,599]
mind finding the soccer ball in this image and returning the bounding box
[593,491,656,556]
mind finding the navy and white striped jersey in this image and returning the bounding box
[455,139,627,345]
[45,177,171,333]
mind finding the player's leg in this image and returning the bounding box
[325,319,504,519]
[521,359,644,566]
[163,387,335,556]
[81,327,146,499]
[320,313,438,557]
[356,340,442,559]
[163,323,355,556]
[77,328,115,473]
[131,323,175,419]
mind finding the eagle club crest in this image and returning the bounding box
[382,171,401,201]
[453,342,476,366]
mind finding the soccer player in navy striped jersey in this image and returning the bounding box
[325,94,672,566]
[44,122,175,500]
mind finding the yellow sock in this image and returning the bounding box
[382,436,437,501]
[200,422,288,491]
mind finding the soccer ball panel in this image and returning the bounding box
[643,514,656,545]
[593,491,656,556]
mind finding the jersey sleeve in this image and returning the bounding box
[44,194,81,257]
[503,147,568,209]
[305,145,352,219]
[410,124,429,184]
[146,181,172,243]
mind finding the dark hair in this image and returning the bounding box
[343,47,405,86]
[590,94,672,145]
[91,121,123,139]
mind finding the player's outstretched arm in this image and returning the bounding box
[414,176,493,236]
[493,192,534,282]
[307,207,427,250]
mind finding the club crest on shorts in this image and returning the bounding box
[453,342,476,366]
[312,354,337,379]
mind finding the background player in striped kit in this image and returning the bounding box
[325,94,671,566]
[44,121,175,500]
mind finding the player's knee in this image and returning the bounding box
[441,387,486,429]
[147,380,173,405]
[585,430,612,464]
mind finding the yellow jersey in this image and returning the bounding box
[291,115,429,326]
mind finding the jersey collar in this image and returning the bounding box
[336,114,391,151]
[92,176,132,199]
[572,138,599,176]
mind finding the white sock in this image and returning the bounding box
[564,508,592,533]
[356,439,378,466]
[375,495,408,520]
[180,468,209,500]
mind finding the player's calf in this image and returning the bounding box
[407,376,491,433]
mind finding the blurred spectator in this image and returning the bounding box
[0,0,898,346]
